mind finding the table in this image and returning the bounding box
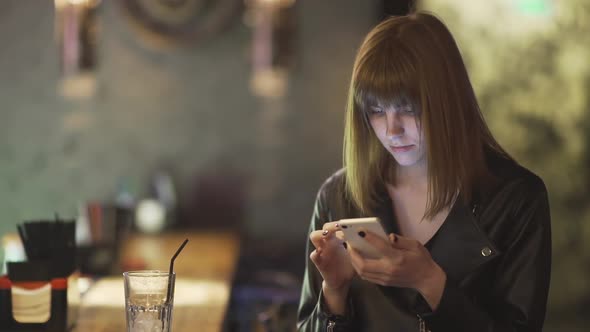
[74,231,240,331]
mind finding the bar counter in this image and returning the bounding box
[73,231,240,331]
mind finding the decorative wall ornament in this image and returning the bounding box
[245,0,297,99]
[117,0,243,49]
[54,0,102,99]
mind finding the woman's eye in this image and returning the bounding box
[369,107,384,114]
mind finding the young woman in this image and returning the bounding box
[297,12,551,332]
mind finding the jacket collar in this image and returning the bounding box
[373,191,501,283]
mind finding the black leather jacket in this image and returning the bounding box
[297,157,551,331]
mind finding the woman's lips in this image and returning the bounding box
[389,145,414,153]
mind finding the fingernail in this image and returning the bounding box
[322,230,329,236]
[342,242,347,249]
[358,231,366,238]
[335,223,339,228]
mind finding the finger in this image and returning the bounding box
[310,222,339,244]
[388,233,396,243]
[310,249,333,272]
[347,256,391,285]
[309,249,322,266]
[322,221,341,230]
[347,245,363,265]
[349,254,392,275]
[322,222,347,246]
[357,274,390,287]
[389,233,421,251]
[356,270,391,282]
[361,230,396,254]
[322,221,343,235]
[348,252,397,287]
[347,247,386,273]
[310,228,345,253]
[309,230,326,249]
[313,222,341,243]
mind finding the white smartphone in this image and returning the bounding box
[338,217,389,259]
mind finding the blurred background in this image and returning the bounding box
[0,0,588,331]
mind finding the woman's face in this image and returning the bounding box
[367,104,427,171]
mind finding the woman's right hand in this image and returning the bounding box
[309,222,355,292]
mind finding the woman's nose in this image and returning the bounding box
[386,112,404,138]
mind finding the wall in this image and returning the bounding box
[422,0,590,329]
[0,0,377,244]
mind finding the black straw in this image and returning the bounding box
[166,238,188,304]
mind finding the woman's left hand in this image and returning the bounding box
[347,231,447,310]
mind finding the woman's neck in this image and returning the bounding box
[394,163,428,189]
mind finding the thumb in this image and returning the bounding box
[389,233,421,250]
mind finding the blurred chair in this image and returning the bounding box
[178,163,248,230]
[76,202,133,275]
[223,240,304,332]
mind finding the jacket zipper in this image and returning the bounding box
[417,315,430,332]
[328,315,428,331]
[327,320,335,332]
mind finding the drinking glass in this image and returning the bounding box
[123,270,175,332]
